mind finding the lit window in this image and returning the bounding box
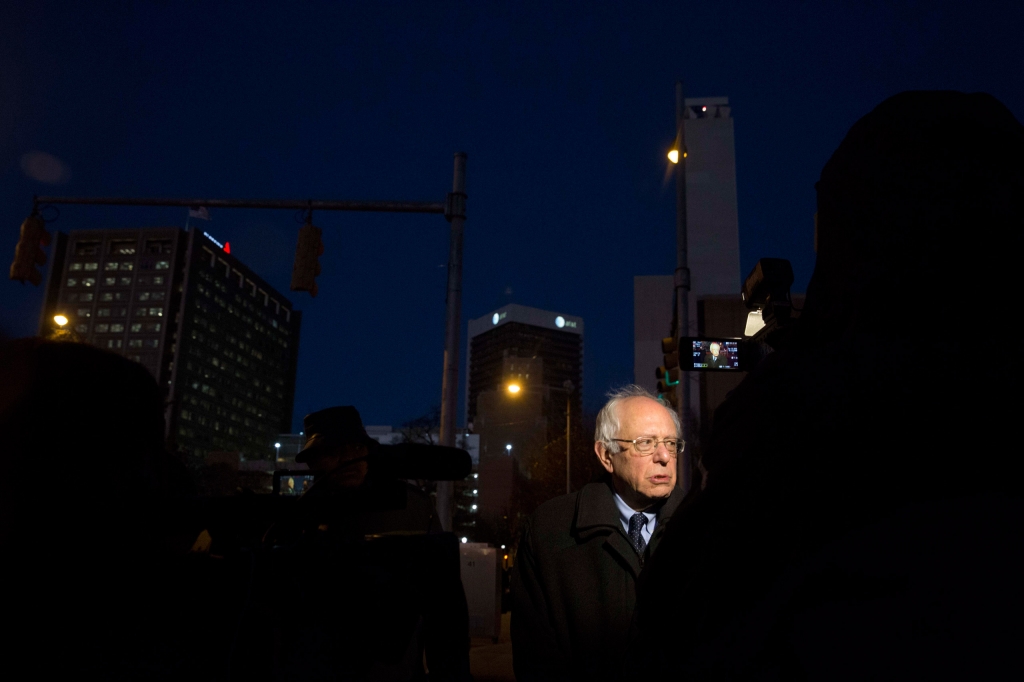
[80,293,93,302]
[104,277,116,286]
[153,276,165,285]
[110,323,124,333]
[77,308,91,317]
[113,307,128,317]
[151,291,165,300]
[69,263,83,271]
[138,291,150,301]
[110,241,136,255]
[120,262,133,271]
[128,339,143,348]
[67,278,78,287]
[119,277,131,286]
[105,339,122,349]
[130,323,142,332]
[95,323,110,333]
[100,292,113,302]
[155,260,170,270]
[82,277,96,287]
[150,307,163,317]
[104,262,119,271]
[75,323,89,333]
[96,308,111,317]
[83,262,98,271]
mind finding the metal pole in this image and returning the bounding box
[675,81,692,496]
[33,195,445,214]
[566,394,571,495]
[437,152,467,532]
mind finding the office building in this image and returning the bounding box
[40,227,302,468]
[466,304,583,526]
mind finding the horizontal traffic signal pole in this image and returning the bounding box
[33,195,446,214]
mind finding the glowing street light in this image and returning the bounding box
[507,382,522,394]
[668,149,679,164]
[505,444,512,454]
[53,314,68,327]
[274,442,281,460]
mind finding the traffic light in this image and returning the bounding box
[9,212,50,286]
[290,219,323,297]
[657,336,681,409]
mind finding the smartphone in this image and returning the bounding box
[681,337,743,371]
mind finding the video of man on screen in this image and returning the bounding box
[691,340,741,370]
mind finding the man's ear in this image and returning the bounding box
[594,441,615,474]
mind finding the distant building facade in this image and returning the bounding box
[40,227,302,468]
[466,304,583,528]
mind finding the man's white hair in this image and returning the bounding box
[594,384,681,453]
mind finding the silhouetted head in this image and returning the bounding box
[804,91,1024,340]
[297,406,375,489]
[0,338,170,521]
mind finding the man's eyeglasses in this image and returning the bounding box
[611,437,684,457]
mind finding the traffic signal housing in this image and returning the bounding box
[656,336,681,409]
[290,220,324,297]
[10,212,51,286]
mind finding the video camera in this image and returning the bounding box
[273,441,472,495]
[682,257,796,372]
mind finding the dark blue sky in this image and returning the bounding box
[2,1,1021,429]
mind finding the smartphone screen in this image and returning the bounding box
[686,338,742,370]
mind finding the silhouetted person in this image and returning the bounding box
[264,406,472,681]
[0,338,190,676]
[630,91,1024,679]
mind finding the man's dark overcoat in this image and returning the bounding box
[510,480,684,680]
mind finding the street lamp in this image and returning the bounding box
[53,314,68,327]
[274,442,281,461]
[506,379,576,494]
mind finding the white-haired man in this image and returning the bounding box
[510,385,686,680]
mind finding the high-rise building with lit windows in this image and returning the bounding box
[39,227,302,467]
[465,304,583,527]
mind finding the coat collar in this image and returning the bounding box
[572,481,686,576]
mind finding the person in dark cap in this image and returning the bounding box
[296,406,388,492]
[627,91,1024,679]
[265,405,473,682]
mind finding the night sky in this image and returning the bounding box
[2,1,1021,430]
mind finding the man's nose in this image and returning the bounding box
[652,443,672,463]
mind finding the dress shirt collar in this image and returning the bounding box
[612,491,658,542]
